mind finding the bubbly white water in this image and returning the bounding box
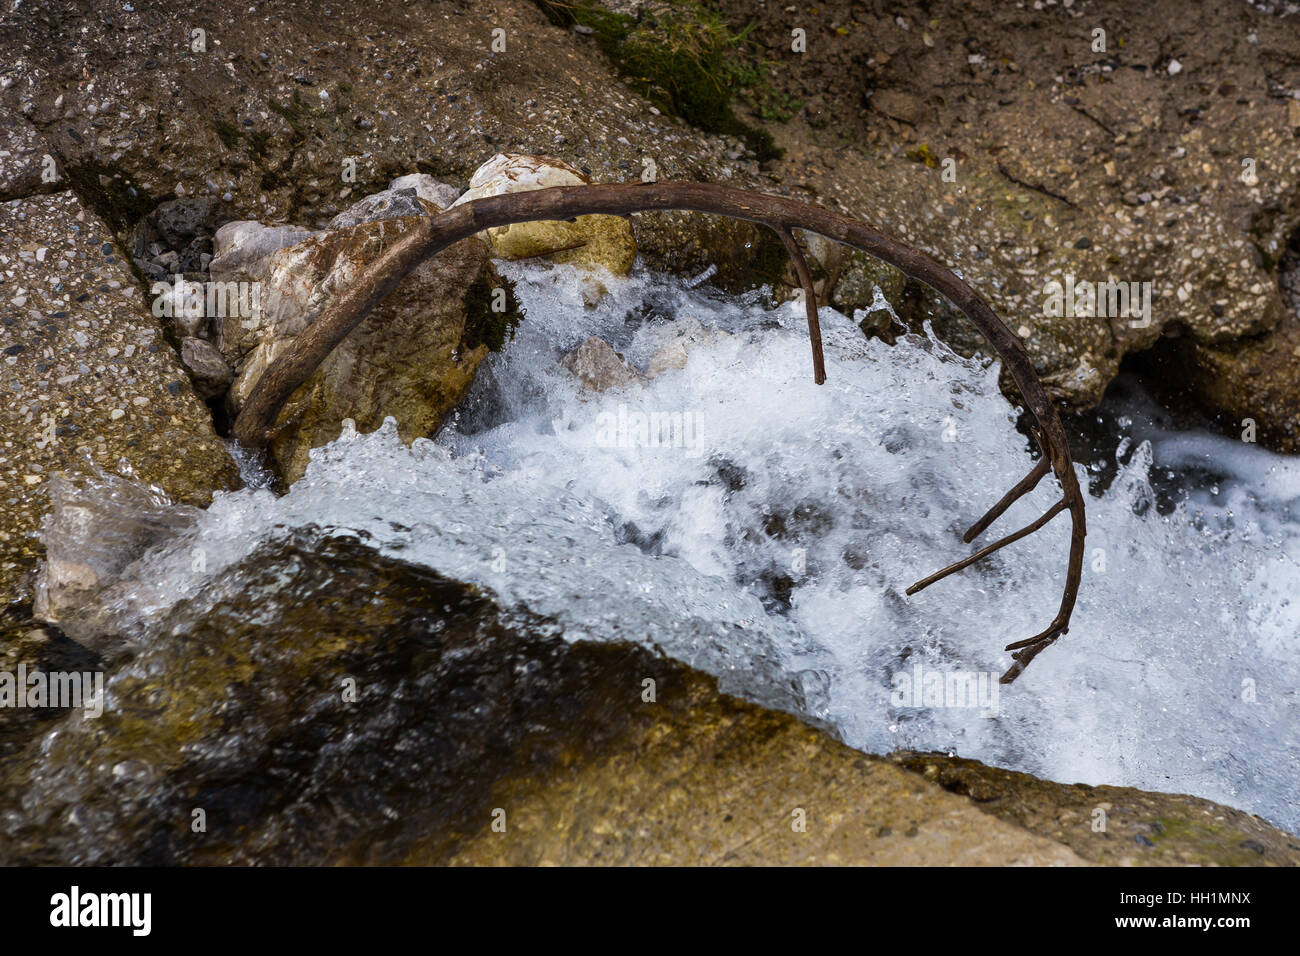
[87,263,1300,833]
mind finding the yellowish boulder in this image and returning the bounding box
[453,153,636,276]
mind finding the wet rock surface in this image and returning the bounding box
[217,205,508,485]
[560,335,644,392]
[0,190,238,613]
[2,536,1291,866]
[889,752,1300,866]
[32,472,201,638]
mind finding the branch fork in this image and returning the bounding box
[231,181,1086,683]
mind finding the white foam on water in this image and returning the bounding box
[102,263,1300,833]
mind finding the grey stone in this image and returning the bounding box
[328,187,426,230]
[209,221,321,283]
[181,337,235,399]
[389,173,461,210]
[561,336,644,391]
[150,198,215,249]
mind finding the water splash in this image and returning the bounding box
[60,263,1300,833]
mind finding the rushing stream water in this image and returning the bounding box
[23,262,1300,842]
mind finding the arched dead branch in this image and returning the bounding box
[230,182,1086,682]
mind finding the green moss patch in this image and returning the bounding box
[461,265,524,353]
[537,1,785,161]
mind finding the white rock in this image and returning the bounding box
[210,221,320,282]
[451,153,588,206]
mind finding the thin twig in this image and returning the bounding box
[907,498,1067,594]
[774,227,826,384]
[963,457,1051,543]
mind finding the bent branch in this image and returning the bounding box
[230,181,1086,682]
